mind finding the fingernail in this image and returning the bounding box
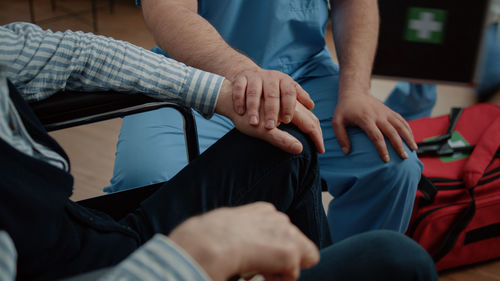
[284,114,292,123]
[341,147,349,154]
[384,154,390,162]
[265,119,275,129]
[249,116,258,125]
[237,107,244,115]
[401,151,408,159]
[412,143,418,150]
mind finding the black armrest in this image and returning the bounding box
[30,91,159,128]
[30,90,199,161]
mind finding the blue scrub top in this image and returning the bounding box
[151,0,338,80]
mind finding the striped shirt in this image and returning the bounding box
[0,22,224,171]
[1,22,223,116]
[0,232,16,281]
[0,231,211,281]
[0,22,222,280]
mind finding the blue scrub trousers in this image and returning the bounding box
[385,82,437,121]
[478,23,500,97]
[108,73,423,242]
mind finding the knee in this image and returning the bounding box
[107,160,172,192]
[368,154,423,231]
[378,151,422,194]
[275,124,321,193]
[279,124,317,161]
[366,230,438,280]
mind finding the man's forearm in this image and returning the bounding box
[140,0,316,130]
[141,0,258,80]
[331,0,379,97]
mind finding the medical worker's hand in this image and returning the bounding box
[231,68,314,129]
[169,202,320,281]
[217,79,325,154]
[332,93,418,162]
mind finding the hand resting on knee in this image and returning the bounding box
[215,80,325,155]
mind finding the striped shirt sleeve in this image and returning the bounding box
[0,231,17,281]
[0,22,224,118]
[100,234,212,281]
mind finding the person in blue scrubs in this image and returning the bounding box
[109,0,423,242]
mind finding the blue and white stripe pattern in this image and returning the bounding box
[0,231,17,281]
[0,73,69,171]
[0,22,224,118]
[100,234,211,281]
[0,232,211,281]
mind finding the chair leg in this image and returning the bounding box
[28,0,35,22]
[91,0,98,32]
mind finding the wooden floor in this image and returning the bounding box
[1,0,500,279]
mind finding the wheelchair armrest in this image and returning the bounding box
[29,90,199,161]
[30,90,157,128]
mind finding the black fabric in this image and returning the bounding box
[0,84,139,280]
[125,124,331,249]
[465,222,500,245]
[432,189,476,263]
[0,83,330,280]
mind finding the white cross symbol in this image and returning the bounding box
[409,12,443,39]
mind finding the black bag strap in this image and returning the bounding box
[417,176,438,205]
[416,107,464,157]
[432,188,476,263]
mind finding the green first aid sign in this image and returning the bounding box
[405,7,447,44]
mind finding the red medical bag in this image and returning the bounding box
[406,103,500,271]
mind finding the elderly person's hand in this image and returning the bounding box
[169,202,320,281]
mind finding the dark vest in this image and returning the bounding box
[0,81,74,279]
[0,82,140,281]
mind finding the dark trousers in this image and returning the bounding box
[5,124,330,281]
[300,230,438,281]
[123,124,330,247]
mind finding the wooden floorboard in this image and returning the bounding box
[440,259,500,281]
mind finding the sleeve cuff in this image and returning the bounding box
[0,231,17,281]
[182,67,225,119]
[100,234,212,281]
